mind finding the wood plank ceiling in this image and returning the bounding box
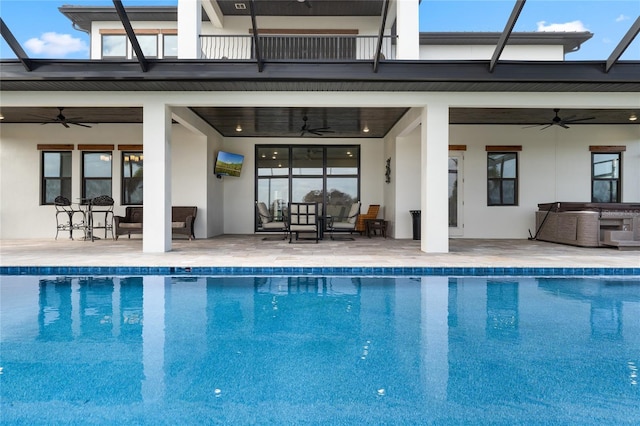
[0,107,637,137]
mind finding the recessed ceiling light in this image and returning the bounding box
[629,114,638,121]
[234,3,246,10]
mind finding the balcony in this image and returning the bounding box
[200,34,396,61]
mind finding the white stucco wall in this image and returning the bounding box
[448,124,640,238]
[0,123,212,239]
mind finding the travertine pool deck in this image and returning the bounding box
[1,235,638,269]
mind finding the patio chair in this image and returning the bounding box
[328,201,361,240]
[355,204,381,234]
[288,202,319,243]
[54,196,83,240]
[256,201,288,240]
[89,195,115,241]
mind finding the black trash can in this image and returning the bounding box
[410,210,421,240]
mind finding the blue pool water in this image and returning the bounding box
[1,275,639,425]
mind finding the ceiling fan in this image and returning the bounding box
[294,0,312,8]
[525,108,595,130]
[300,116,333,136]
[35,107,92,128]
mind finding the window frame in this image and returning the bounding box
[101,34,128,59]
[41,151,72,205]
[591,152,622,203]
[121,151,144,205]
[487,151,519,206]
[81,151,113,202]
[162,34,178,58]
[255,144,361,231]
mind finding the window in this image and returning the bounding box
[122,152,143,205]
[592,152,621,202]
[136,35,158,58]
[102,35,127,58]
[255,145,360,229]
[82,152,112,201]
[42,151,72,205]
[487,152,518,206]
[163,34,178,58]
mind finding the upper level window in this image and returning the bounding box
[122,152,144,205]
[487,152,518,206]
[102,35,127,58]
[136,35,158,58]
[592,152,621,202]
[163,34,178,58]
[42,151,72,205]
[82,152,112,201]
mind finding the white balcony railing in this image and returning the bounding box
[200,35,396,61]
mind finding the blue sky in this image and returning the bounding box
[0,0,638,60]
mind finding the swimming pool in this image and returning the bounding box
[1,275,639,424]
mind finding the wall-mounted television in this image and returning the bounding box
[214,150,244,178]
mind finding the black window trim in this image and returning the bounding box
[487,151,519,206]
[591,151,622,203]
[41,150,72,205]
[255,144,361,232]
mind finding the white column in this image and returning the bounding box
[143,102,172,253]
[142,276,166,404]
[396,0,420,59]
[421,276,449,400]
[421,105,449,253]
[178,0,202,59]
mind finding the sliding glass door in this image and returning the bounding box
[255,145,360,230]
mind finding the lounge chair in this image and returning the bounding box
[355,204,381,234]
[328,201,361,240]
[256,201,288,240]
[288,202,319,243]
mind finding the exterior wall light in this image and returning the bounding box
[236,124,243,132]
[629,114,638,121]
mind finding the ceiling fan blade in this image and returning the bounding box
[61,122,70,129]
[71,122,92,128]
[558,123,570,129]
[309,130,323,136]
[563,116,595,123]
[539,124,553,130]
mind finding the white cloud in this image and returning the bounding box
[536,20,589,32]
[24,32,88,57]
[615,14,630,22]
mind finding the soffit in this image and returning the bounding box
[1,107,636,139]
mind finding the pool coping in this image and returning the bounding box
[2,266,639,276]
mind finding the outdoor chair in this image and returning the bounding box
[355,204,381,234]
[256,201,288,240]
[288,202,319,243]
[54,195,84,240]
[328,201,361,240]
[89,195,115,241]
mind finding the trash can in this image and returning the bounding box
[410,210,421,240]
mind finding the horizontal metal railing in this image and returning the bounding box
[200,34,396,61]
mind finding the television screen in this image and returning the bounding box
[214,151,244,177]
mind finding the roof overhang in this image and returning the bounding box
[1,59,638,92]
